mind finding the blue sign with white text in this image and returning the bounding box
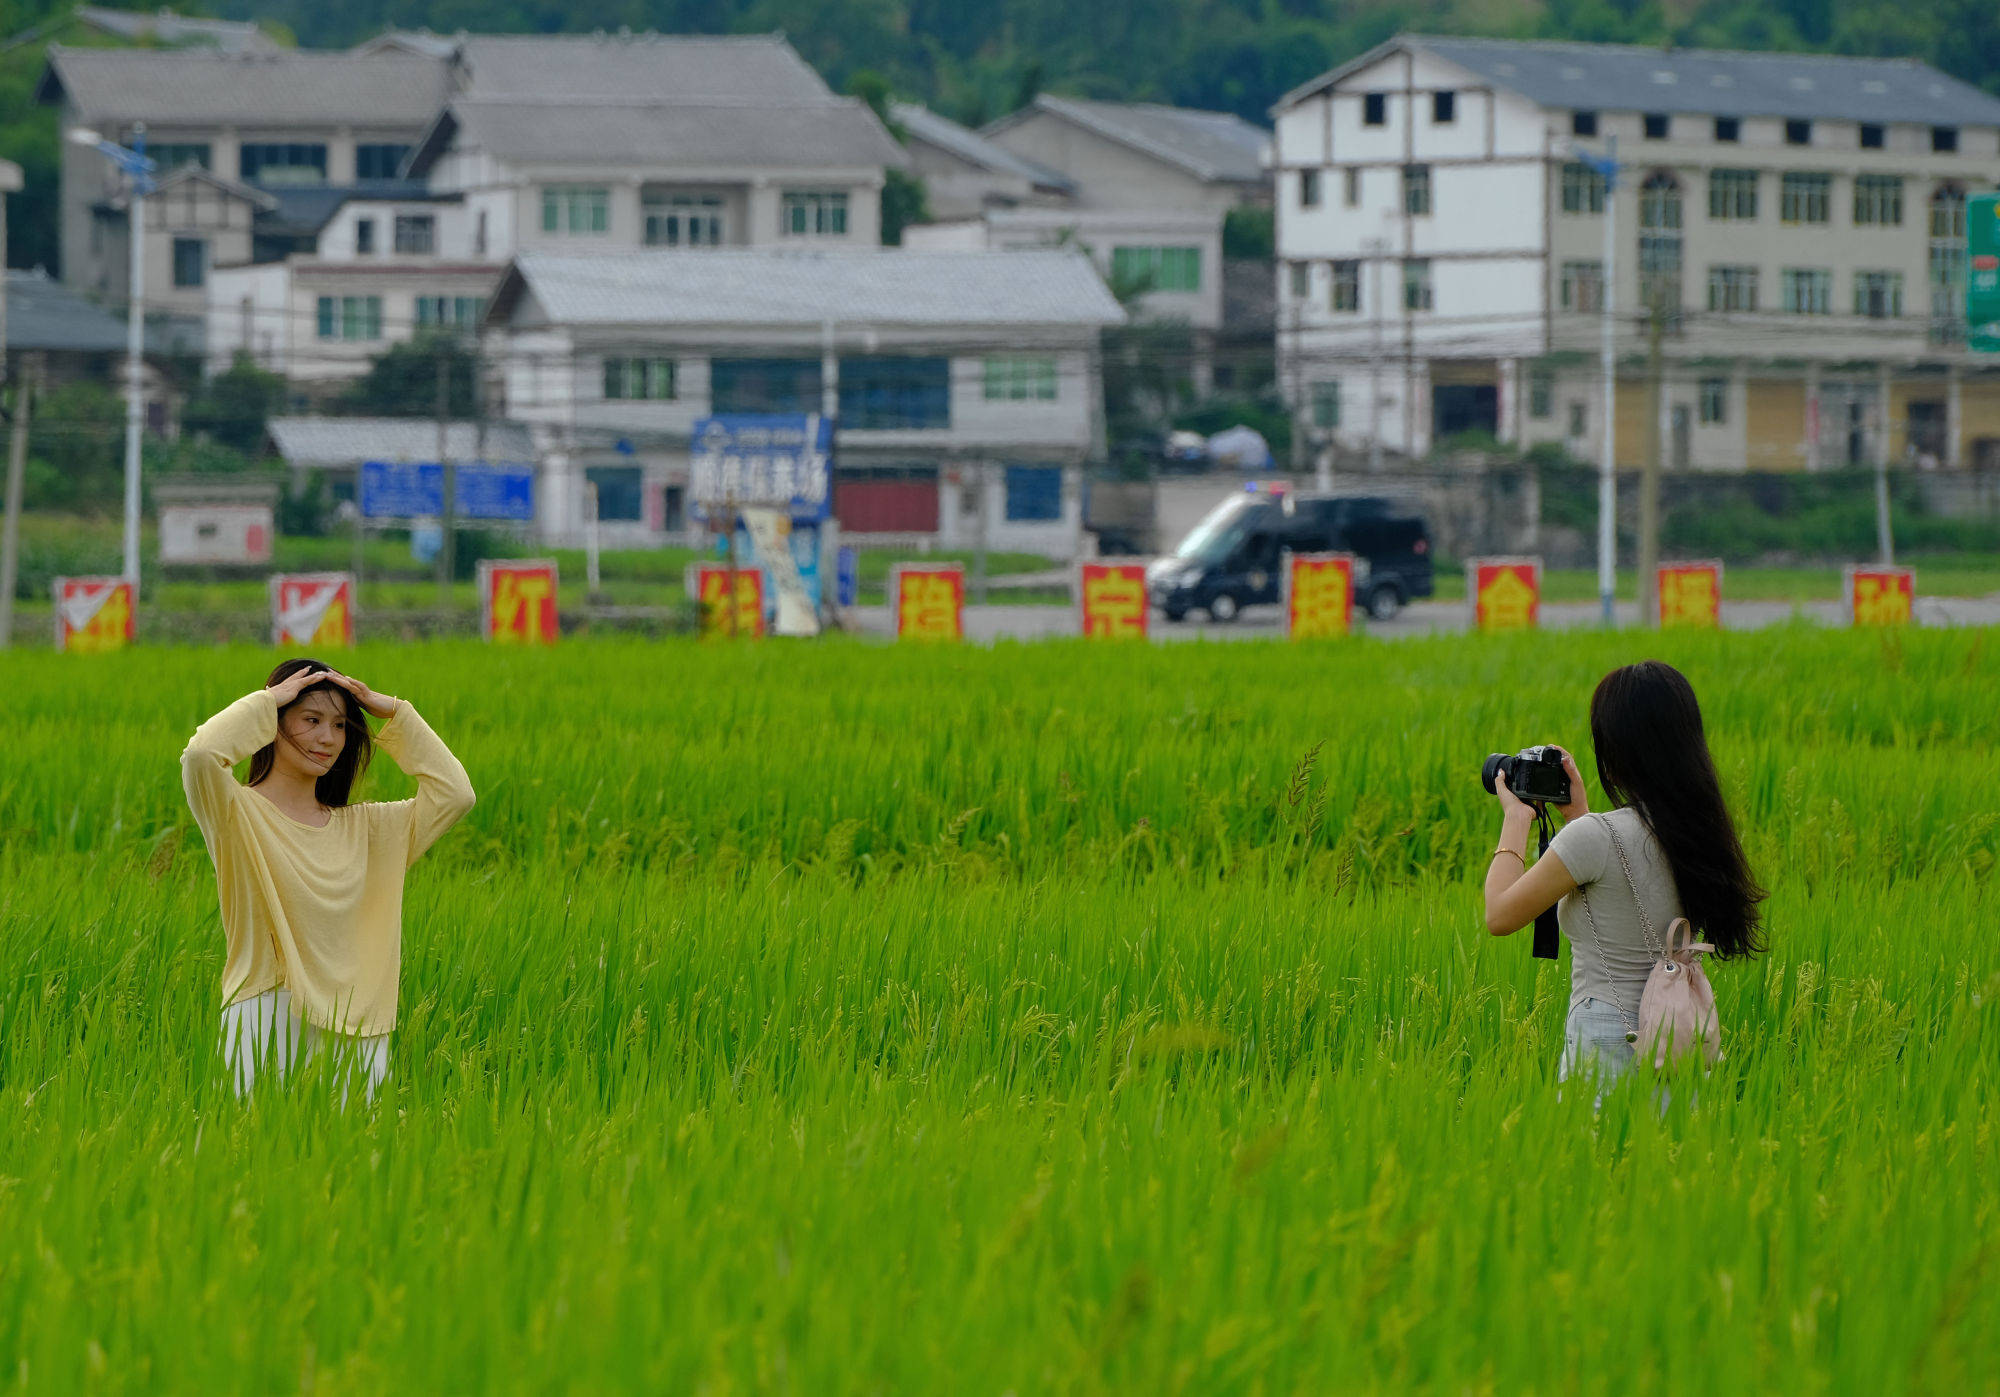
[689,414,833,521]
[359,461,536,521]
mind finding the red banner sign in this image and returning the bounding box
[53,576,134,653]
[1657,561,1723,630]
[892,564,964,641]
[269,572,356,648]
[1078,562,1148,640]
[1286,553,1356,639]
[1847,566,1914,627]
[1470,557,1541,632]
[479,559,559,645]
[692,564,766,639]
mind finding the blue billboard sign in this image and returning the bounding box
[359,461,536,521]
[689,414,832,521]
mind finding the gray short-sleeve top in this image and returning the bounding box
[1548,807,1682,1013]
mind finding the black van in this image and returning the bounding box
[1146,486,1434,622]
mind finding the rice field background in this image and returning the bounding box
[3,629,1997,1392]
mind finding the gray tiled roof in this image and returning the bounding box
[259,182,446,239]
[412,97,904,175]
[890,101,1074,193]
[992,95,1270,184]
[491,249,1126,329]
[5,269,128,353]
[37,45,452,125]
[1287,35,2000,127]
[452,33,837,102]
[268,417,536,467]
[76,6,282,54]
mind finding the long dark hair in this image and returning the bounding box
[246,658,373,808]
[1589,660,1766,959]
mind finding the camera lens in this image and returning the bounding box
[1481,753,1510,795]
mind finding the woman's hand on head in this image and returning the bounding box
[1553,747,1590,823]
[324,672,400,720]
[265,667,325,705]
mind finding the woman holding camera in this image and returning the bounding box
[1481,660,1765,1088]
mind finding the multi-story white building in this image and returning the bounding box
[1272,35,2000,470]
[483,248,1124,554]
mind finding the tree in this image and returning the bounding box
[339,334,478,418]
[881,168,930,245]
[1222,206,1274,260]
[22,380,122,512]
[182,353,287,454]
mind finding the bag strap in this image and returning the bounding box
[1665,917,1716,959]
[1572,876,1635,1023]
[1602,816,1668,961]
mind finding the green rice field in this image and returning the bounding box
[3,629,1996,1392]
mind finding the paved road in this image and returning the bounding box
[853,594,2000,643]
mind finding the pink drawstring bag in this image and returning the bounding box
[1635,917,1721,1070]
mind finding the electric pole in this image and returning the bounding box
[1638,282,1666,628]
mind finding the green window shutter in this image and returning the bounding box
[1034,358,1057,399]
[542,189,559,233]
[317,297,335,338]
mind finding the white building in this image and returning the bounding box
[1272,35,2000,469]
[482,248,1124,555]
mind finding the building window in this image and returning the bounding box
[1714,116,1740,143]
[1401,258,1432,311]
[1432,91,1456,124]
[356,143,411,180]
[1852,174,1904,226]
[1932,126,1959,153]
[414,296,487,330]
[1310,380,1341,429]
[1560,259,1604,312]
[1343,168,1361,206]
[602,356,677,400]
[542,186,610,234]
[149,143,209,171]
[1288,261,1310,299]
[1003,465,1063,522]
[644,194,725,247]
[1110,245,1200,292]
[1708,169,1758,220]
[1528,368,1553,419]
[315,295,382,340]
[1699,377,1727,424]
[1331,259,1360,312]
[1854,270,1904,319]
[393,214,435,254]
[1785,119,1812,146]
[355,218,376,254]
[1299,169,1321,207]
[983,356,1058,401]
[1561,161,1607,214]
[1780,173,1831,225]
[1638,172,1683,318]
[1567,402,1587,437]
[171,236,205,288]
[782,190,849,236]
[1930,184,1969,344]
[1780,268,1832,315]
[1572,110,1598,137]
[710,357,822,414]
[1643,113,1669,140]
[1363,93,1386,126]
[838,356,951,429]
[1402,164,1431,216]
[585,466,644,522]
[1860,123,1885,150]
[1706,265,1758,312]
[240,142,327,186]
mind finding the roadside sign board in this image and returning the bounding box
[689,414,833,521]
[1077,562,1148,639]
[270,572,355,647]
[690,563,766,638]
[1285,553,1356,639]
[53,576,134,652]
[360,461,535,521]
[478,559,559,644]
[1846,566,1914,627]
[1470,557,1541,631]
[892,564,964,641]
[1657,561,1723,629]
[1969,193,2000,354]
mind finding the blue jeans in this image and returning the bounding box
[1559,997,1638,1093]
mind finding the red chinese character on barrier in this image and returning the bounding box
[53,577,134,653]
[1287,554,1355,639]
[1848,567,1914,627]
[1079,563,1148,639]
[1471,558,1541,632]
[693,564,766,638]
[270,573,355,648]
[1657,562,1723,630]
[894,565,964,641]
[480,560,559,645]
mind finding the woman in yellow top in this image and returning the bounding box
[182,657,475,1104]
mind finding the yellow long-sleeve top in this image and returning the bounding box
[181,689,475,1037]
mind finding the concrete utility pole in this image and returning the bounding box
[1873,360,1895,565]
[436,349,455,605]
[1364,236,1387,472]
[1638,284,1666,627]
[1571,136,1621,628]
[0,156,23,649]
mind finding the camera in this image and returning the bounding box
[1481,745,1571,806]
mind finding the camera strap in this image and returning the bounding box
[1531,806,1560,960]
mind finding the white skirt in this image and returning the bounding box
[218,988,391,1107]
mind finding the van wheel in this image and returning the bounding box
[1367,584,1403,621]
[1163,604,1188,623]
[1207,593,1240,623]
